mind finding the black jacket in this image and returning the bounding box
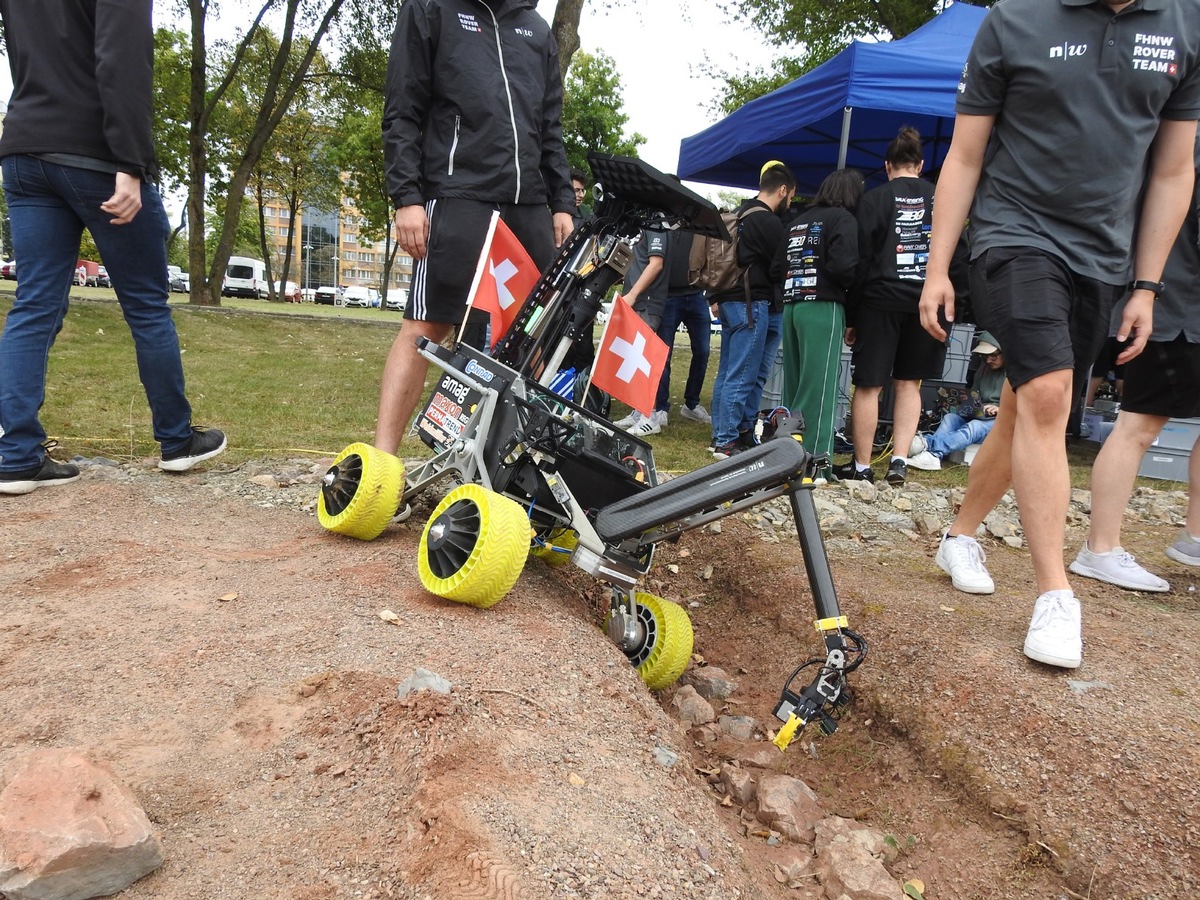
[851,176,935,315]
[778,205,858,306]
[712,197,786,310]
[383,0,574,214]
[0,0,157,179]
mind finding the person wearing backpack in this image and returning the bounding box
[708,163,796,458]
[777,168,864,480]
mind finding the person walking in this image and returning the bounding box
[709,163,795,459]
[777,168,863,479]
[836,127,950,487]
[0,0,226,495]
[376,0,575,456]
[1069,137,1200,593]
[919,0,1200,668]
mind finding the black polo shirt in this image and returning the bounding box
[958,0,1200,284]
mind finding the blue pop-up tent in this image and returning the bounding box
[677,2,988,195]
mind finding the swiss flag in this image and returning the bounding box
[467,213,540,347]
[591,295,670,417]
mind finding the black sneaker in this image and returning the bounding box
[0,456,81,495]
[832,461,874,483]
[159,427,227,472]
[712,442,742,460]
[885,458,907,486]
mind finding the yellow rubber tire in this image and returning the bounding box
[317,443,405,541]
[418,484,530,608]
[633,593,694,691]
[531,527,577,567]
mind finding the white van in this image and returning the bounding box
[223,256,268,299]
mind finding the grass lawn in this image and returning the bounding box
[0,287,1177,491]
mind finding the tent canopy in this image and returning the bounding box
[677,2,988,195]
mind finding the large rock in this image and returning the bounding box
[718,764,756,806]
[670,685,716,727]
[755,773,824,843]
[679,666,738,701]
[814,815,898,900]
[0,749,163,900]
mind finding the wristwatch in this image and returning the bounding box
[1129,279,1165,298]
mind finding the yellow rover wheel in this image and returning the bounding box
[629,593,693,690]
[531,527,577,567]
[418,484,530,608]
[317,443,405,541]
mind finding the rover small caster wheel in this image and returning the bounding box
[617,592,693,690]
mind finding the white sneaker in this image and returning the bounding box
[680,404,712,425]
[909,434,927,456]
[1023,591,1082,668]
[935,533,995,594]
[652,409,669,429]
[612,411,639,429]
[1069,543,1169,592]
[907,450,942,471]
[626,413,661,436]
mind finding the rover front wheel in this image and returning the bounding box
[317,443,405,541]
[418,484,530,608]
[627,593,693,690]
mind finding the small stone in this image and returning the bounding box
[396,668,452,698]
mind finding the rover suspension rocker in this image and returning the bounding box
[318,154,866,750]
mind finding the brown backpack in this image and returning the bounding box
[687,205,768,297]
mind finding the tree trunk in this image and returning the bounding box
[551,0,585,79]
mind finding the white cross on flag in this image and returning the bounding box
[591,294,670,417]
[467,212,540,347]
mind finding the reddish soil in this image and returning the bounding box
[1,461,1196,899]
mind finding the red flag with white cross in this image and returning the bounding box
[591,294,670,417]
[467,213,540,347]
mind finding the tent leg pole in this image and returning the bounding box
[837,107,853,170]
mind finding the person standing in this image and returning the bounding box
[836,127,946,487]
[778,168,863,479]
[0,0,226,495]
[1069,137,1200,592]
[709,163,795,459]
[919,0,1200,668]
[656,228,713,428]
[377,0,575,456]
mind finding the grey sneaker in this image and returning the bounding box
[680,404,711,425]
[936,533,995,594]
[1023,591,1082,669]
[1069,543,1169,592]
[907,450,942,471]
[909,434,927,456]
[1165,531,1200,567]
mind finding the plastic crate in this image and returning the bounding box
[1138,446,1190,482]
[1151,417,1200,452]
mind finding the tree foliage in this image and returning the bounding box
[561,51,645,172]
[713,0,979,113]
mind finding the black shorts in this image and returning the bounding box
[404,197,556,324]
[851,306,947,387]
[1121,336,1200,418]
[969,247,1123,390]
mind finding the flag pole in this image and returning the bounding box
[458,210,501,344]
[583,292,621,402]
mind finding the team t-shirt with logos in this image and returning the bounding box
[958,0,1200,284]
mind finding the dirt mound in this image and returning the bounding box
[2,460,1197,899]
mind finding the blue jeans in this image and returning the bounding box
[654,291,711,412]
[926,412,995,458]
[0,156,193,472]
[711,300,782,446]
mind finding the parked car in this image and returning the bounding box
[273,280,300,303]
[385,289,408,311]
[223,256,268,299]
[314,286,339,306]
[169,272,190,293]
[0,260,14,280]
[87,265,110,288]
[341,286,371,308]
